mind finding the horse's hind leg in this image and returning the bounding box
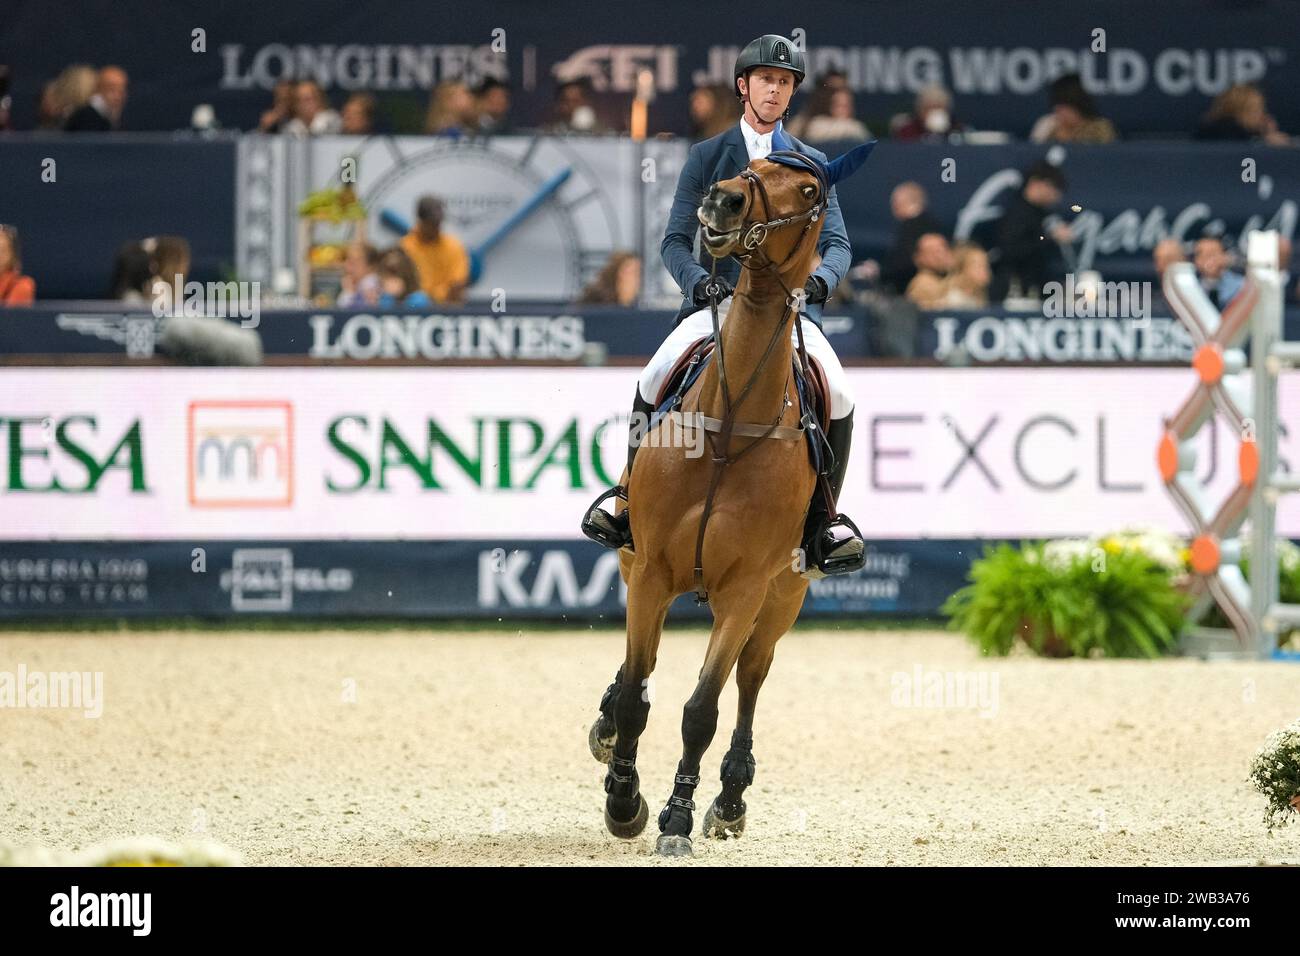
[702,576,807,840]
[601,568,673,840]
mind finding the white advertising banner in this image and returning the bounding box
[2,367,1298,540]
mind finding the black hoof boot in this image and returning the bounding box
[704,732,754,838]
[656,769,700,857]
[604,755,646,839]
[588,677,620,763]
[581,486,634,552]
[605,793,648,839]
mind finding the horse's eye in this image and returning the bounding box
[802,185,816,199]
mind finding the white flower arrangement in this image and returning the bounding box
[1039,525,1188,574]
[1249,718,1300,829]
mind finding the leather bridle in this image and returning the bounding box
[688,151,835,604]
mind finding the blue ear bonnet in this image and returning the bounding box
[764,121,876,191]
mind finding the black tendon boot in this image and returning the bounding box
[800,410,866,577]
[581,387,655,551]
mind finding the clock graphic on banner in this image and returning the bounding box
[326,135,626,302]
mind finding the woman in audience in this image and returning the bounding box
[338,242,381,307]
[376,248,432,308]
[1029,74,1117,144]
[803,87,871,142]
[425,81,477,137]
[577,251,641,306]
[0,225,36,305]
[941,241,992,309]
[1196,84,1292,145]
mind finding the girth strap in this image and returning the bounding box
[666,409,804,442]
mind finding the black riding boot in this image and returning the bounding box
[800,410,866,577]
[580,387,655,551]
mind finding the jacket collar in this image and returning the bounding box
[720,122,750,176]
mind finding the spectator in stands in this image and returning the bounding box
[285,81,341,136]
[0,66,11,132]
[784,82,833,140]
[37,81,64,129]
[38,65,94,129]
[785,70,847,139]
[990,160,1070,301]
[1151,237,1187,311]
[376,248,432,308]
[904,233,955,309]
[941,241,992,309]
[879,181,945,294]
[257,79,296,133]
[148,236,191,304]
[399,195,470,304]
[110,240,153,301]
[0,225,35,305]
[65,66,128,131]
[1153,238,1186,280]
[1194,235,1244,308]
[1029,74,1117,144]
[475,78,513,135]
[337,242,380,307]
[578,251,641,306]
[689,84,740,140]
[890,85,964,142]
[1196,84,1291,145]
[425,81,477,136]
[803,88,871,142]
[547,78,607,134]
[340,93,376,135]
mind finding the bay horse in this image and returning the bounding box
[586,136,873,856]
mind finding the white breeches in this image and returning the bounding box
[637,297,855,420]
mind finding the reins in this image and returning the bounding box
[689,152,835,604]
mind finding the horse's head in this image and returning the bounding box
[697,153,827,272]
[696,128,876,281]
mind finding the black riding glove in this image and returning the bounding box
[803,274,830,305]
[692,275,734,306]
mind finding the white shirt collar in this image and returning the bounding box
[739,115,777,161]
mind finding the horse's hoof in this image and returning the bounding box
[655,834,694,857]
[588,716,617,764]
[702,800,746,839]
[604,793,648,839]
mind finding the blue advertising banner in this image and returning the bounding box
[7,303,1300,364]
[3,1,1298,137]
[0,539,984,620]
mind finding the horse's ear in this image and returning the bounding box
[771,121,795,154]
[823,140,877,188]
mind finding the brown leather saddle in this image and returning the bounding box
[653,333,832,463]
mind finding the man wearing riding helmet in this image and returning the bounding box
[582,33,869,577]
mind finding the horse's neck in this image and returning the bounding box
[697,268,797,425]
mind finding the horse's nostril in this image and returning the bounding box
[719,191,744,214]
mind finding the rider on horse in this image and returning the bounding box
[581,33,867,577]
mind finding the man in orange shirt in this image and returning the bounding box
[399,196,469,304]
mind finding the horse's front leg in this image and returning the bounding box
[598,565,674,839]
[656,587,766,857]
